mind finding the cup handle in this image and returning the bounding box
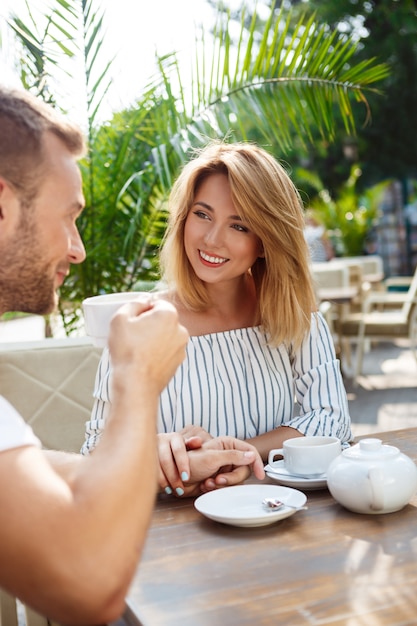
[268,448,284,467]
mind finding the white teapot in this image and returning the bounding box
[326,438,417,514]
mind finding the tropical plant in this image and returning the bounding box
[299,165,392,256]
[4,0,390,334]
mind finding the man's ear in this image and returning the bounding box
[0,178,20,228]
[0,178,5,220]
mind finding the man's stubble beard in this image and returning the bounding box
[0,208,58,316]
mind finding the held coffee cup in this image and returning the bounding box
[82,292,143,347]
[268,436,341,477]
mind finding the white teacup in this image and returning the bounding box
[268,436,341,477]
[82,292,143,347]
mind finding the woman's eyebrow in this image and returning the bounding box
[193,201,212,211]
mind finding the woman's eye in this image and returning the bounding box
[232,223,249,233]
[193,210,209,220]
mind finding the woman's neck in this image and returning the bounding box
[173,274,259,336]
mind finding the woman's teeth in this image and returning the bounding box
[200,251,228,264]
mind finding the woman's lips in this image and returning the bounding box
[199,250,229,265]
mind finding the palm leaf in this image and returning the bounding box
[5,0,390,334]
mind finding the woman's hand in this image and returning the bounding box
[157,432,203,496]
[158,427,213,496]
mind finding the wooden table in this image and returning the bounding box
[124,428,417,626]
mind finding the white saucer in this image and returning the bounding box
[194,484,307,528]
[265,461,328,490]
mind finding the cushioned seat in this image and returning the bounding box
[0,337,100,452]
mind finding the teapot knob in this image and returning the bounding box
[359,438,383,452]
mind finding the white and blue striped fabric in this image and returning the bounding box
[81,312,352,454]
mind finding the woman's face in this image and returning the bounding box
[183,173,263,286]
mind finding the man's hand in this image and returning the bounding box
[180,425,213,443]
[159,435,265,498]
[109,297,188,395]
[191,437,265,493]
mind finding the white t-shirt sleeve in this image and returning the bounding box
[0,396,41,451]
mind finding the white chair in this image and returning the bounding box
[312,262,368,363]
[311,262,350,291]
[339,267,417,379]
[330,255,384,280]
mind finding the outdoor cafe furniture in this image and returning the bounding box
[329,255,385,287]
[311,262,361,362]
[311,260,365,310]
[2,428,417,625]
[339,266,417,380]
[0,337,99,452]
[124,427,417,626]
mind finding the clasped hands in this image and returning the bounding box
[158,426,265,498]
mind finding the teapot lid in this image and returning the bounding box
[343,438,399,460]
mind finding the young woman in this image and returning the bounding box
[82,141,352,495]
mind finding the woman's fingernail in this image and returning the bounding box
[181,471,189,481]
[165,486,173,495]
[176,487,185,496]
[217,476,227,485]
[244,451,255,458]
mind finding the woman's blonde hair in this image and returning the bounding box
[160,141,317,347]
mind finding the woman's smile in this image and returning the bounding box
[199,250,230,266]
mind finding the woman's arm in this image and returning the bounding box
[245,313,352,462]
[289,312,352,443]
[245,426,305,463]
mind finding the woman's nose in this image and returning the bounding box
[204,224,223,247]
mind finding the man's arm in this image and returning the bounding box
[0,298,188,625]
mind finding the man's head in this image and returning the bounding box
[0,86,87,316]
[0,86,85,204]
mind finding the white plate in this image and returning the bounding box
[194,484,307,527]
[265,461,328,490]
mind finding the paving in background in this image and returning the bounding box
[343,340,417,438]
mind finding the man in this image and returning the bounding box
[0,86,264,624]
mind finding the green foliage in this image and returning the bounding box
[7,0,78,103]
[284,0,417,188]
[4,0,390,334]
[300,165,391,256]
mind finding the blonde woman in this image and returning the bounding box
[83,141,352,496]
